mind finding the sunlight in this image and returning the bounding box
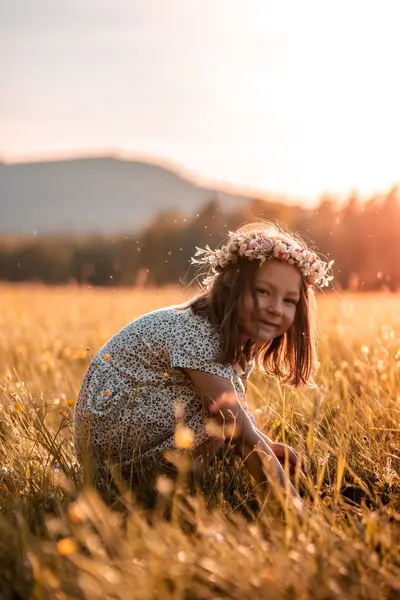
[206,0,400,197]
[1,0,399,201]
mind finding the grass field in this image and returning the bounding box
[1,284,400,599]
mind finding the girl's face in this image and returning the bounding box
[238,259,302,342]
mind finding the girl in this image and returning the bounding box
[74,221,333,502]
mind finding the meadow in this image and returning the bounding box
[0,284,399,599]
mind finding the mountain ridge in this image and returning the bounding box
[0,155,299,235]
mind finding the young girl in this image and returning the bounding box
[74,221,333,502]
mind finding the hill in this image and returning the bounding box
[0,156,255,235]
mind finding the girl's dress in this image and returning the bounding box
[74,304,254,472]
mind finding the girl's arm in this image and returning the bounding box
[185,369,301,502]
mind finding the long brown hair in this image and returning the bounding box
[185,221,319,387]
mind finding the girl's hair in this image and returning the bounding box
[186,221,319,387]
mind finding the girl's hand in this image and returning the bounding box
[270,442,299,476]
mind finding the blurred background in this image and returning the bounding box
[1,0,399,290]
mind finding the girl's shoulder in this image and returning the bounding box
[126,303,216,336]
[119,304,222,363]
[125,304,183,327]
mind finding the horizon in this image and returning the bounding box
[1,0,400,205]
[0,150,320,206]
[1,150,399,208]
[6,150,398,208]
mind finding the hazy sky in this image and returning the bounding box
[1,0,399,203]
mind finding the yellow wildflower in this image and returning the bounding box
[56,537,78,556]
[15,402,23,412]
[103,353,111,362]
[67,399,75,408]
[174,425,194,449]
[156,476,174,496]
[74,349,88,360]
[104,389,112,397]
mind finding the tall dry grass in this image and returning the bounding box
[0,284,399,599]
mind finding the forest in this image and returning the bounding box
[1,186,399,290]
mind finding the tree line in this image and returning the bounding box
[1,186,399,291]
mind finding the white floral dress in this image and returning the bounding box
[74,304,254,471]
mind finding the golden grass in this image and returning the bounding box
[0,284,400,599]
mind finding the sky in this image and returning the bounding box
[1,0,399,204]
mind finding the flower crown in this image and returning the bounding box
[191,232,334,288]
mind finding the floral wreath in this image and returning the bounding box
[191,232,334,288]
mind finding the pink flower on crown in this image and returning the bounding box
[273,245,290,260]
[238,241,250,256]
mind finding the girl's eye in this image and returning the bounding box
[284,298,298,305]
[257,289,269,296]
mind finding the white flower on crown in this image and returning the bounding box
[238,242,248,257]
[191,233,334,288]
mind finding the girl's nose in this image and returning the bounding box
[266,299,283,317]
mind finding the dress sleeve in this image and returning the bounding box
[168,308,235,381]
